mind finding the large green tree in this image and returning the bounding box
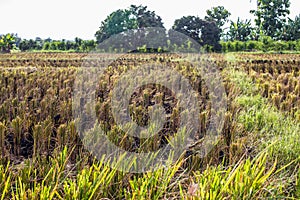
[172,16,221,51]
[250,0,291,40]
[205,6,231,37]
[95,5,164,43]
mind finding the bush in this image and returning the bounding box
[287,40,297,51]
[234,40,246,51]
[220,41,228,52]
[272,41,289,52]
[296,40,300,51]
[246,40,263,51]
[221,39,300,52]
[260,36,274,52]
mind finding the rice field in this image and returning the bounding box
[0,52,299,199]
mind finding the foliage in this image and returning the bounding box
[221,39,300,52]
[250,0,291,40]
[227,18,254,41]
[95,5,164,44]
[0,33,16,53]
[18,37,95,52]
[172,16,221,51]
[282,14,300,41]
[205,6,231,37]
[129,5,164,28]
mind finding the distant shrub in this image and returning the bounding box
[221,39,300,52]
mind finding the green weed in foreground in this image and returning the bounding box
[179,151,281,199]
[0,146,286,200]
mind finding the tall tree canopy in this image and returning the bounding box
[205,6,231,31]
[95,5,164,43]
[172,16,221,51]
[250,0,291,40]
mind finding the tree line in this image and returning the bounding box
[0,35,96,53]
[1,1,300,53]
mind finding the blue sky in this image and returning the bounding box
[0,0,299,40]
